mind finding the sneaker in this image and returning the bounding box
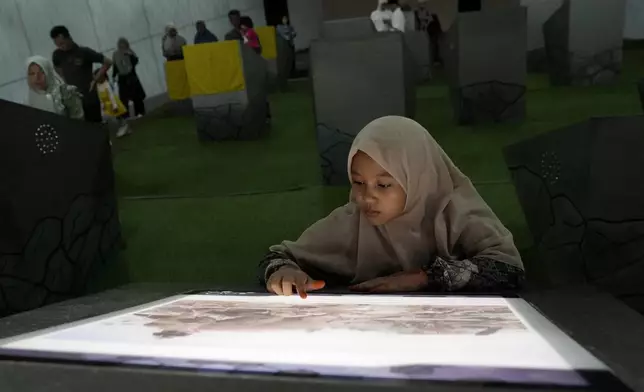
[116,124,130,138]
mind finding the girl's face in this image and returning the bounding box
[118,41,128,51]
[27,63,47,91]
[282,16,289,24]
[351,150,407,226]
[240,24,249,32]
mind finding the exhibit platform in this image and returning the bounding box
[0,283,642,392]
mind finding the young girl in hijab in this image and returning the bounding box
[94,70,130,137]
[26,56,84,120]
[259,116,525,298]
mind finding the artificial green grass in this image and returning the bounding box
[113,82,320,197]
[103,49,644,288]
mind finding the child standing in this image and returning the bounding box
[240,16,262,55]
[94,69,130,138]
[259,116,525,298]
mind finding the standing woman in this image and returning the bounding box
[112,37,146,118]
[26,55,84,120]
[276,15,297,78]
[428,14,443,66]
[162,23,187,61]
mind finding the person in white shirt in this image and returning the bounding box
[371,0,393,32]
[390,0,407,33]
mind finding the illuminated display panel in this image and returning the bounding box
[0,294,614,388]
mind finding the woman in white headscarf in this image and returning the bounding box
[259,116,525,298]
[371,0,393,32]
[162,23,187,61]
[26,55,84,119]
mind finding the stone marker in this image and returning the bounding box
[543,0,626,86]
[445,6,527,124]
[504,116,644,305]
[311,33,415,185]
[0,99,121,317]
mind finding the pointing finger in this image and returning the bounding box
[306,280,325,292]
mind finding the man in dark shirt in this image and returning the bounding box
[224,10,243,41]
[50,25,113,123]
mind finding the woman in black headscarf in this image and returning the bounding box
[428,14,443,66]
[112,37,146,118]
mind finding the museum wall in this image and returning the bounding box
[287,0,324,50]
[0,0,266,105]
[625,0,644,39]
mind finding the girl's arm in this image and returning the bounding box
[258,248,301,286]
[258,204,358,287]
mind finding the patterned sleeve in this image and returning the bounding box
[258,250,300,286]
[425,256,525,292]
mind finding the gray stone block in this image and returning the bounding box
[0,99,121,317]
[482,0,520,10]
[321,18,430,83]
[445,7,527,124]
[321,17,376,40]
[311,33,415,185]
[276,35,295,91]
[504,116,644,303]
[638,79,644,113]
[524,0,563,73]
[193,44,269,141]
[543,0,625,86]
[527,47,548,73]
[160,98,194,117]
[404,31,431,82]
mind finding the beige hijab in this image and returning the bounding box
[274,116,522,284]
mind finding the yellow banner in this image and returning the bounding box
[256,26,277,60]
[164,60,191,100]
[183,41,246,96]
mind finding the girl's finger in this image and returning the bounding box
[295,282,308,299]
[270,279,283,295]
[281,279,294,296]
[306,280,326,291]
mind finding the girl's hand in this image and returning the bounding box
[267,267,325,299]
[349,270,429,293]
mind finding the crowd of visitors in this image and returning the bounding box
[370,0,444,65]
[23,9,295,137]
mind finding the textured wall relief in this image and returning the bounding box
[507,162,644,312]
[0,194,121,317]
[569,47,622,86]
